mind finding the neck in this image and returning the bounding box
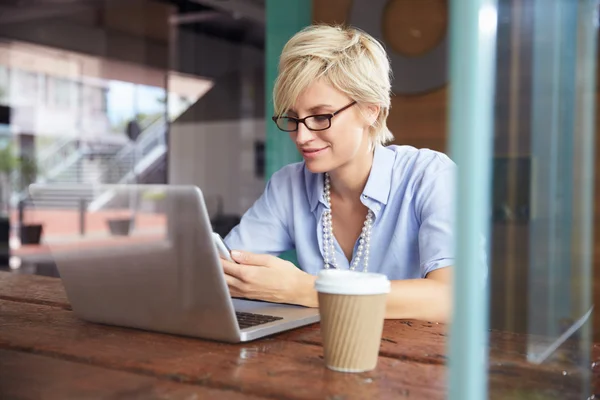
[328,145,375,201]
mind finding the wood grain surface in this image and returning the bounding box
[0,272,597,399]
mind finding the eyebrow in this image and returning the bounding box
[308,104,333,113]
[287,104,334,116]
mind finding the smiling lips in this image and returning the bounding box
[301,147,328,158]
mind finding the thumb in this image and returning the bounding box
[230,250,275,266]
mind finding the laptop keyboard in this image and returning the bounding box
[235,311,283,329]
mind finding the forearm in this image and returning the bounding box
[385,278,452,322]
[294,273,451,322]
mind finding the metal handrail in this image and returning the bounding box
[38,137,81,178]
[99,116,166,184]
[37,136,72,164]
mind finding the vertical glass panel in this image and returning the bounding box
[0,0,171,273]
[1,0,272,276]
[167,0,266,239]
[486,0,597,399]
[526,0,596,388]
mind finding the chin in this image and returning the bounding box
[303,159,332,174]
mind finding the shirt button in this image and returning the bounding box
[362,194,368,199]
[375,205,381,211]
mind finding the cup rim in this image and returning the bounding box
[314,269,391,295]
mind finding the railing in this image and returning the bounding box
[13,137,84,204]
[99,116,167,184]
[37,137,75,169]
[87,117,167,212]
[37,137,81,181]
[46,150,84,182]
[14,136,125,203]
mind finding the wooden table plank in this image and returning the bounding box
[0,300,589,400]
[275,312,592,376]
[0,271,69,309]
[287,323,592,399]
[280,320,446,360]
[1,272,593,368]
[1,272,596,398]
[2,269,597,364]
[0,300,446,400]
[0,349,267,400]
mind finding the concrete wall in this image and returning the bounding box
[168,21,266,218]
[168,118,265,217]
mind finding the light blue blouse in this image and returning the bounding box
[225,144,457,280]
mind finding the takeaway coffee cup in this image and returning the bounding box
[314,269,391,372]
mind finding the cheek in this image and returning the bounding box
[326,122,364,151]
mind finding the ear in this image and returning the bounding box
[364,104,380,127]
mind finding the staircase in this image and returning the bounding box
[22,117,168,211]
[52,154,115,183]
[24,184,98,210]
[26,155,119,209]
[88,117,168,211]
[97,117,167,185]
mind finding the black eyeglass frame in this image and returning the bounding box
[271,101,357,132]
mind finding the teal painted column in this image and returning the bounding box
[265,0,311,265]
[447,1,497,400]
[265,0,310,179]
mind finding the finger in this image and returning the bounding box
[222,258,246,281]
[223,271,245,292]
[230,250,275,267]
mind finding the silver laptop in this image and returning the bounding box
[29,184,320,342]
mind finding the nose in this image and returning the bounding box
[293,123,315,146]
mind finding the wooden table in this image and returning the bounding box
[0,271,598,399]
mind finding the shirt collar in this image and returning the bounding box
[307,168,324,212]
[307,144,395,212]
[362,144,395,205]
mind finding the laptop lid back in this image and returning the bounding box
[28,184,241,341]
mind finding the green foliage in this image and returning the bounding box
[0,142,17,213]
[17,155,38,191]
[0,142,18,175]
[0,143,40,191]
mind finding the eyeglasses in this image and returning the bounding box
[272,101,357,132]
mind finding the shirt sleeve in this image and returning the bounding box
[415,156,488,283]
[415,158,457,278]
[224,168,294,255]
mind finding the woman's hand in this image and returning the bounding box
[221,251,318,307]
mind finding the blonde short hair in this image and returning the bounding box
[273,24,394,146]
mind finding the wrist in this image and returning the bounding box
[299,274,318,308]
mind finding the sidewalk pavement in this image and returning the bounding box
[9,209,166,261]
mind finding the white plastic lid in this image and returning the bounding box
[314,269,391,295]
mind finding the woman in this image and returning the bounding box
[223,24,455,322]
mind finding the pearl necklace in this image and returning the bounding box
[322,173,374,272]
